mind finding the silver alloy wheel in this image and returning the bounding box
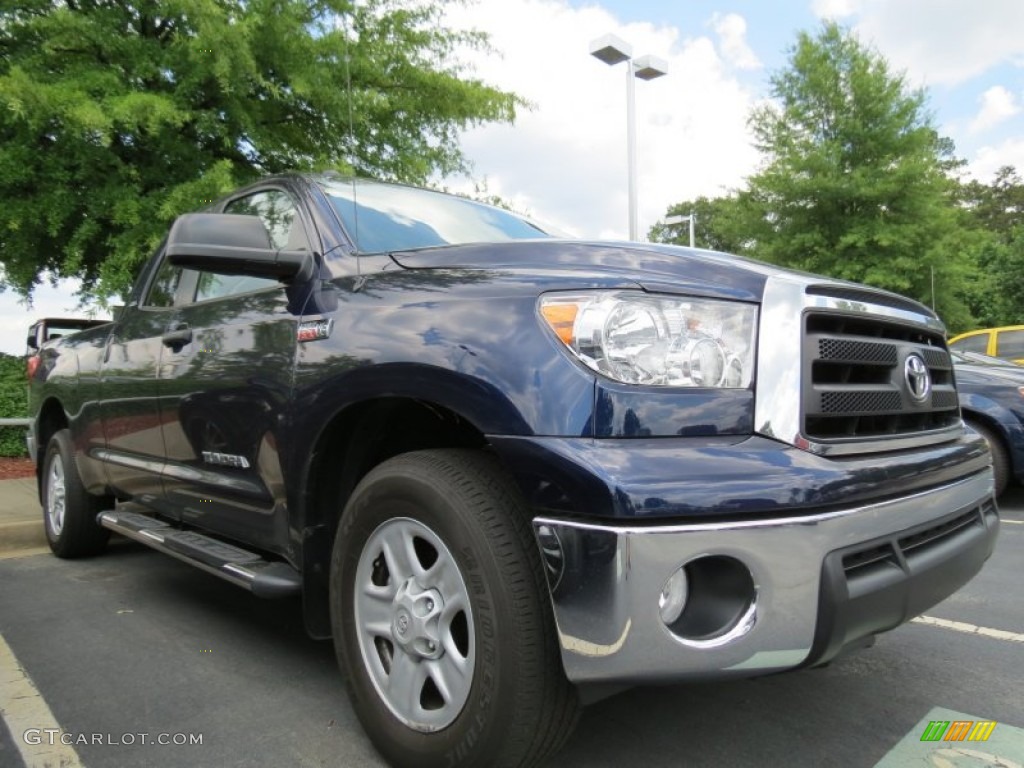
[46,454,67,536]
[354,517,475,732]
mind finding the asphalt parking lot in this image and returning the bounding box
[1,492,1022,768]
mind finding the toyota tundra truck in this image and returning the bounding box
[27,173,999,768]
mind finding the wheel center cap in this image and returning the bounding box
[395,611,411,637]
[391,579,444,659]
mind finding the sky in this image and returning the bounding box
[2,0,1023,356]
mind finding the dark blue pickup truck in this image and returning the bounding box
[28,173,999,768]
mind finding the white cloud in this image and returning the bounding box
[969,85,1021,134]
[828,0,1024,86]
[969,137,1024,181]
[811,0,862,20]
[0,279,108,357]
[710,13,761,71]
[443,0,760,239]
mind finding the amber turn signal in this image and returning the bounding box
[540,303,579,346]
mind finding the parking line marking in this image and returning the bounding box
[0,631,83,768]
[913,615,1024,643]
[1002,519,1023,525]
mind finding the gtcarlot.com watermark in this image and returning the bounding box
[24,729,203,746]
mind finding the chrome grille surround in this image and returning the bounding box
[756,275,964,456]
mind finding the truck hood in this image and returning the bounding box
[389,240,779,303]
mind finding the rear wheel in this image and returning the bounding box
[967,420,1010,497]
[330,449,580,768]
[42,429,111,558]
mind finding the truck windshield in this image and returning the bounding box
[319,179,550,253]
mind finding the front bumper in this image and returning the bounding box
[533,470,998,685]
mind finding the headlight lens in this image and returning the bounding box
[540,291,757,388]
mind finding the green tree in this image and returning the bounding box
[961,166,1024,237]
[953,166,1024,329]
[0,0,523,300]
[740,22,971,322]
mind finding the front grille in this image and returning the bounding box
[755,275,965,454]
[804,312,959,442]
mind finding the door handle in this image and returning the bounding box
[162,324,192,350]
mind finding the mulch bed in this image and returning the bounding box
[0,457,35,480]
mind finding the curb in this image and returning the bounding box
[0,519,46,555]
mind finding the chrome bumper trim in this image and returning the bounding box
[533,470,994,685]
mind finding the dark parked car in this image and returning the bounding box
[953,350,1024,496]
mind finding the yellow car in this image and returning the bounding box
[949,326,1024,365]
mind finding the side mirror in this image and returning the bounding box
[27,334,38,350]
[166,213,314,282]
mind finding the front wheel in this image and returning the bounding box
[330,449,580,768]
[42,429,111,558]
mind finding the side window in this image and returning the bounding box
[145,256,183,308]
[192,189,307,303]
[996,330,1024,359]
[951,333,989,354]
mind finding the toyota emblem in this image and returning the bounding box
[904,354,931,403]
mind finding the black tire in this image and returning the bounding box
[967,419,1010,497]
[42,429,111,558]
[330,449,580,768]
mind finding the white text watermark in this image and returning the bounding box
[23,729,203,746]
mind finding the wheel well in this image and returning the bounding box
[305,398,487,535]
[35,399,68,482]
[963,413,1006,450]
[300,397,490,637]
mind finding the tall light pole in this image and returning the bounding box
[590,34,668,242]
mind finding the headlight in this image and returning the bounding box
[540,291,757,388]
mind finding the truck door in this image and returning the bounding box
[97,252,189,506]
[157,187,311,554]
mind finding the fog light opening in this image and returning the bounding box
[662,555,757,648]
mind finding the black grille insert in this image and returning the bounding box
[820,391,902,414]
[803,312,959,443]
[817,339,898,365]
[898,508,980,556]
[841,507,985,577]
[839,502,990,600]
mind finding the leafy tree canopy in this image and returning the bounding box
[960,166,1024,242]
[956,166,1024,327]
[747,23,964,298]
[0,0,523,300]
